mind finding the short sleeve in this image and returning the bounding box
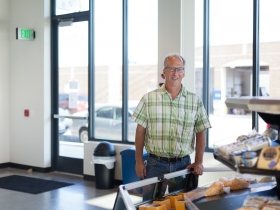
[194,98,212,133]
[130,96,147,128]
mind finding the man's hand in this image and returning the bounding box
[186,162,204,175]
[135,160,146,179]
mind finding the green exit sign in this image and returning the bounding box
[16,28,35,41]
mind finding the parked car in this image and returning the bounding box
[58,108,73,134]
[70,103,138,143]
[59,93,88,114]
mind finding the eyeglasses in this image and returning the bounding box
[165,67,185,73]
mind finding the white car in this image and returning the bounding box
[70,103,138,143]
[59,108,73,134]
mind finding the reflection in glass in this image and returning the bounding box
[208,0,253,147]
[128,0,158,141]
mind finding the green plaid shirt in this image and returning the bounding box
[130,84,211,158]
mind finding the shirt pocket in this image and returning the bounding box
[177,112,195,138]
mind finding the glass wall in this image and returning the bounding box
[94,0,123,141]
[258,0,280,134]
[195,0,204,101]
[127,0,158,142]
[58,21,89,153]
[53,0,279,148]
[208,0,253,147]
[56,0,89,15]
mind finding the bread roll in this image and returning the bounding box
[205,181,224,197]
[219,177,249,190]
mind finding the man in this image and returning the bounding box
[130,53,211,194]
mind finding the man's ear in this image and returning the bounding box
[162,70,166,77]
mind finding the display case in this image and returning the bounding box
[113,166,277,210]
[113,97,280,209]
[113,168,195,210]
[214,96,280,196]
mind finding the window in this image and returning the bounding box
[206,0,254,148]
[96,107,113,119]
[55,0,89,15]
[195,0,204,100]
[127,0,158,141]
[258,0,280,134]
[115,108,122,120]
[94,0,123,141]
[203,0,280,149]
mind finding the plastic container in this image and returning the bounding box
[120,147,148,184]
[93,141,116,189]
[241,151,258,167]
[244,136,271,151]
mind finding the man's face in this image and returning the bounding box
[163,56,185,87]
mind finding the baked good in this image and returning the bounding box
[237,135,250,142]
[204,181,224,197]
[217,142,247,159]
[219,177,250,190]
[261,205,280,210]
[259,176,275,183]
[182,188,205,201]
[263,128,278,141]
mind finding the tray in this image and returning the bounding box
[213,151,280,177]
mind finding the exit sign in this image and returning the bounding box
[16,28,35,41]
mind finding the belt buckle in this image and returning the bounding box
[169,157,178,162]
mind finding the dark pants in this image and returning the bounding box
[143,154,191,201]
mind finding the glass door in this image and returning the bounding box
[53,20,89,175]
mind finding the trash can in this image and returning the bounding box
[93,141,116,189]
[120,147,148,184]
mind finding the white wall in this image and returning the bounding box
[181,0,195,92]
[158,0,181,83]
[8,0,51,167]
[157,0,195,92]
[0,0,10,163]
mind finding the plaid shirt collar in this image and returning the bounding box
[159,83,187,98]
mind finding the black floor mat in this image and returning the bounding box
[0,175,73,194]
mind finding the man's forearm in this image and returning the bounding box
[195,130,206,164]
[135,125,146,162]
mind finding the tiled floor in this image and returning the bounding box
[0,168,119,210]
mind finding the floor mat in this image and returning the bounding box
[0,175,73,194]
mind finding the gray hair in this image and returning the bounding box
[163,53,186,68]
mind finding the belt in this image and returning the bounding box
[149,153,187,162]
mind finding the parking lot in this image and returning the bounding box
[58,114,268,146]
